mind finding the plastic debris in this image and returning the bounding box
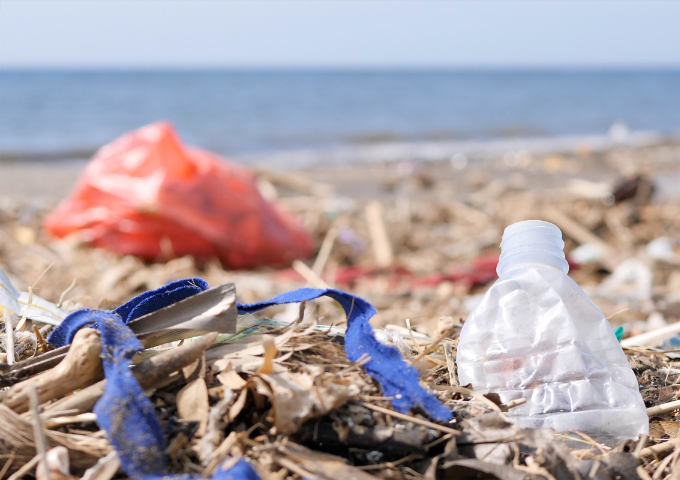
[597,258,653,302]
[0,268,67,325]
[569,242,609,265]
[457,220,649,439]
[43,122,314,269]
[615,325,624,342]
[647,236,676,262]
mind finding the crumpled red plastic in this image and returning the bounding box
[44,122,315,269]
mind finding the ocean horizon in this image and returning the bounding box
[2,69,680,166]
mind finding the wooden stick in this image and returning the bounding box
[633,434,648,458]
[365,201,394,268]
[647,400,680,417]
[446,386,505,414]
[16,287,34,332]
[44,332,217,415]
[606,307,629,320]
[637,466,654,480]
[639,440,677,459]
[29,385,51,480]
[57,277,77,308]
[404,319,420,355]
[32,325,48,353]
[312,225,340,278]
[273,455,320,480]
[1,328,103,413]
[362,403,459,436]
[4,309,14,365]
[255,167,334,197]
[542,207,610,249]
[501,398,528,411]
[622,322,680,348]
[7,455,39,480]
[450,201,491,225]
[292,260,330,289]
[0,450,15,480]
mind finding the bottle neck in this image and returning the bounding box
[496,220,569,277]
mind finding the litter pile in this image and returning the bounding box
[0,274,654,480]
[2,139,680,478]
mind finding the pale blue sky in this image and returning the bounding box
[1,0,679,69]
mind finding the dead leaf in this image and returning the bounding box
[176,378,209,437]
[660,421,679,438]
[211,351,293,374]
[649,421,665,439]
[217,370,247,390]
[659,386,677,404]
[260,372,359,434]
[182,354,206,383]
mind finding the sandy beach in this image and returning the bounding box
[3,137,680,319]
[2,136,680,477]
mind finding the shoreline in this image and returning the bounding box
[1,128,674,164]
[1,131,679,205]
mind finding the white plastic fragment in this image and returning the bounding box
[0,268,67,325]
[646,236,676,262]
[0,269,22,317]
[597,258,653,302]
[457,220,648,440]
[374,328,413,359]
[36,446,70,480]
[569,243,608,265]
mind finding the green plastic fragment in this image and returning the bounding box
[614,326,624,342]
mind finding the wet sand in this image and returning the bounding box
[0,159,88,204]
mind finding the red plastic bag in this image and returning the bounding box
[44,122,315,269]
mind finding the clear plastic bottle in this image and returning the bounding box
[457,220,648,439]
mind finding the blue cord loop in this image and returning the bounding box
[237,287,452,422]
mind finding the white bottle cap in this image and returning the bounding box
[497,220,569,276]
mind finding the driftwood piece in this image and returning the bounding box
[44,332,217,415]
[1,329,103,413]
[0,345,70,387]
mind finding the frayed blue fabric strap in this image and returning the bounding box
[50,309,167,477]
[90,311,167,477]
[46,278,257,480]
[114,278,209,323]
[237,287,452,422]
[47,308,106,347]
